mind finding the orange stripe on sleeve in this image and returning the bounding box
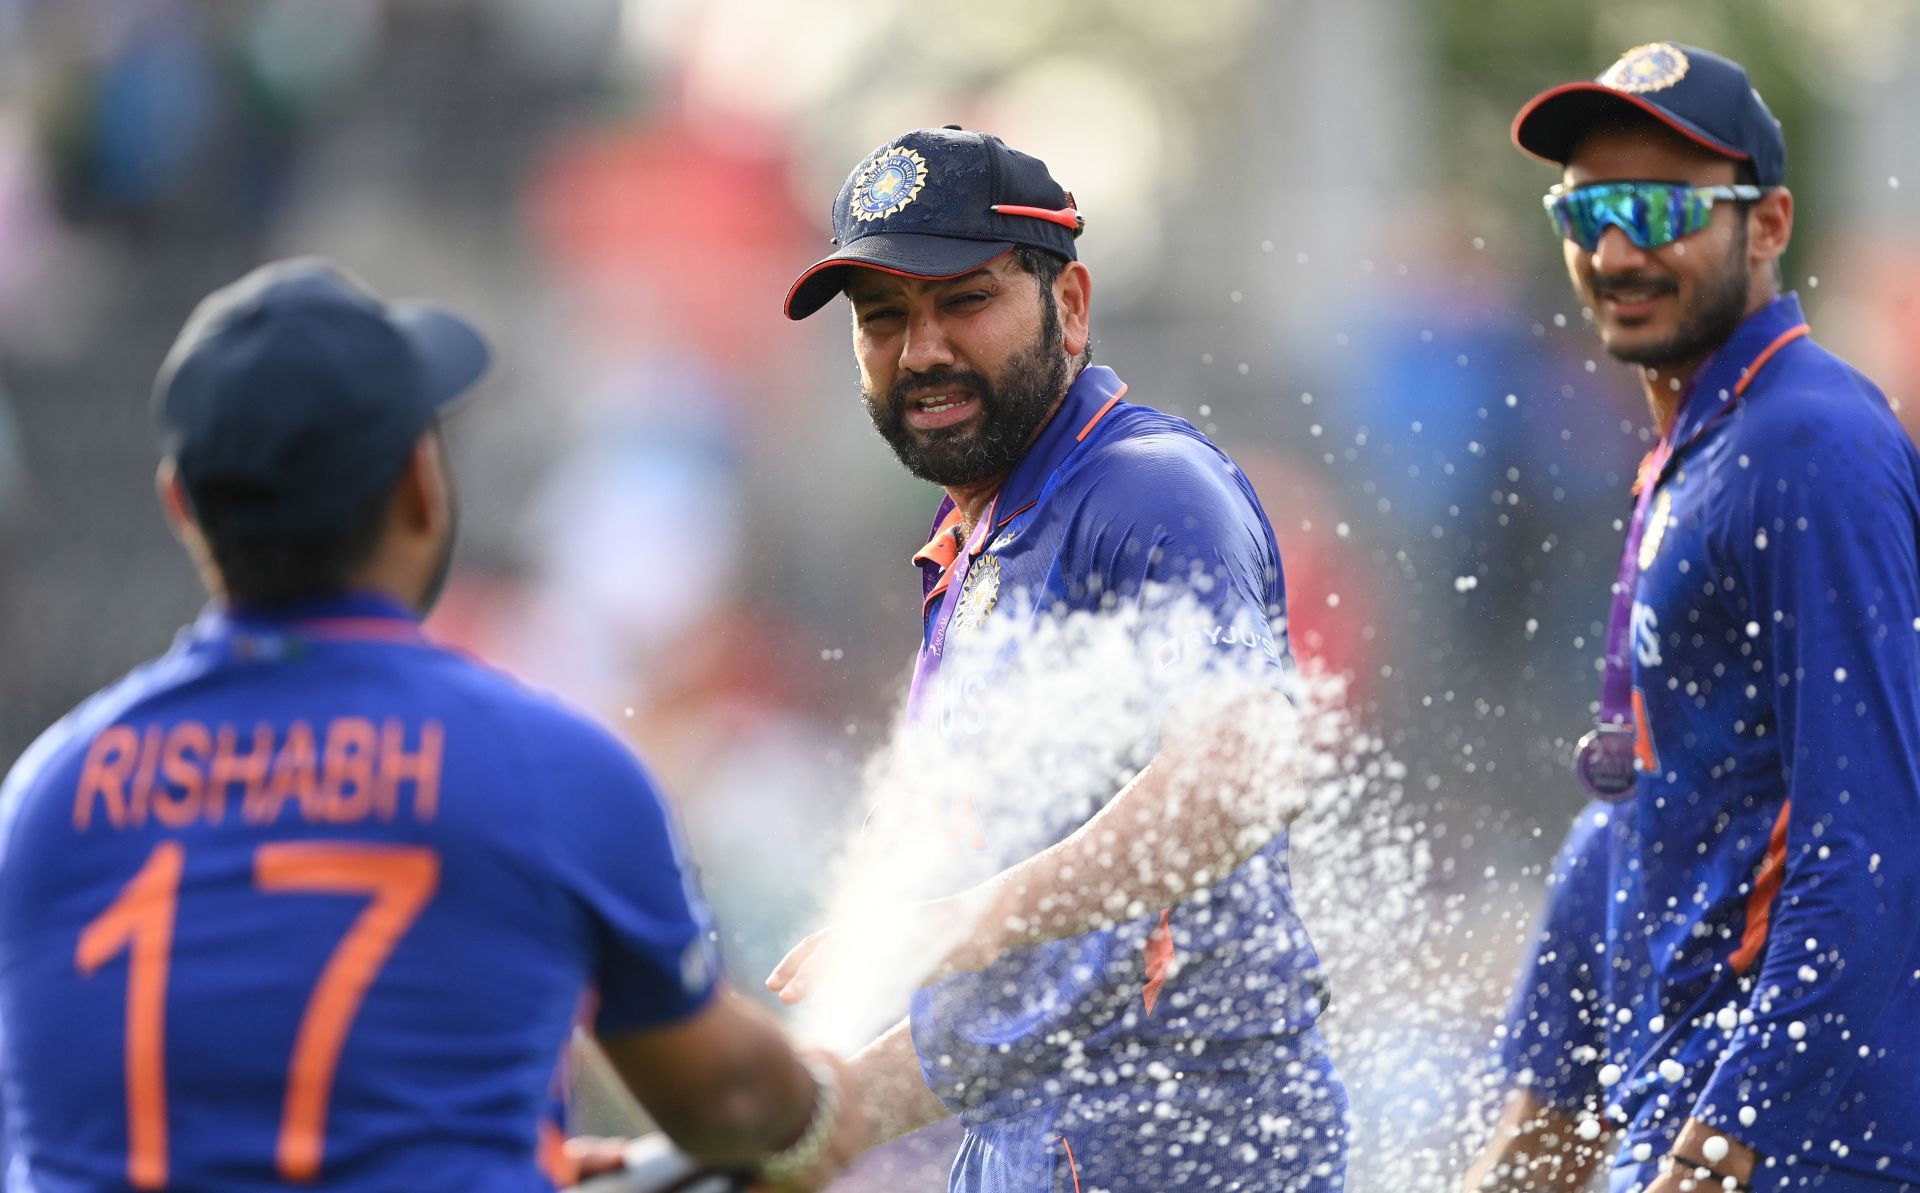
[1142,907,1174,1015]
[1729,800,1793,974]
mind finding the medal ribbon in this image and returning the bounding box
[1590,323,1811,754]
[1596,445,1670,732]
[906,495,999,723]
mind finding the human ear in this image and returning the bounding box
[1056,261,1092,359]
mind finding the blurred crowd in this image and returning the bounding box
[0,0,1916,1168]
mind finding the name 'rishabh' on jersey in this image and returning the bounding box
[901,364,1330,1124]
[0,593,720,1193]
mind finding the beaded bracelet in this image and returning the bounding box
[758,1056,840,1184]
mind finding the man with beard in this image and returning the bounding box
[1466,44,1920,1193]
[768,128,1347,1193]
[0,260,867,1193]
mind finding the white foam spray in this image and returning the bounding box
[782,589,1503,1191]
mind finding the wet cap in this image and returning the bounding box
[784,126,1083,320]
[154,257,489,537]
[1513,43,1786,186]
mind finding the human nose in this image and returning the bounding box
[899,306,956,375]
[1590,224,1649,274]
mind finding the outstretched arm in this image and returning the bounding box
[770,686,1296,1002]
[848,1017,953,1148]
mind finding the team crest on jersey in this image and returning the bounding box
[1601,43,1690,93]
[1639,487,1672,570]
[850,146,928,222]
[953,554,1001,632]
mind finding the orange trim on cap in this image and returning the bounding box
[1734,324,1810,396]
[1729,800,1793,973]
[1075,383,1128,442]
[1512,82,1752,166]
[989,203,1084,232]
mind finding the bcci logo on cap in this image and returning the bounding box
[1601,42,1690,93]
[851,146,929,222]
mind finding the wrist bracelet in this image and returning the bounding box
[1660,1152,1751,1192]
[758,1055,839,1184]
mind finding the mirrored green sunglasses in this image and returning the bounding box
[1544,181,1767,251]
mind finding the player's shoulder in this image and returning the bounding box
[1,644,205,810]
[1067,402,1257,517]
[417,648,652,787]
[1729,338,1911,468]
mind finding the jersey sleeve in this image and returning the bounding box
[1496,805,1615,1115]
[1067,434,1292,693]
[537,713,722,1035]
[1692,396,1920,1152]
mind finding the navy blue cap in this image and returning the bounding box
[784,126,1083,320]
[1513,43,1786,186]
[154,257,489,537]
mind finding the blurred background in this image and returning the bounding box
[0,0,1914,1184]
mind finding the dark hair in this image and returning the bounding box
[188,472,398,607]
[1010,246,1093,370]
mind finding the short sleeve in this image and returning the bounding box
[539,716,721,1034]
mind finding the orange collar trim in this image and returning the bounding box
[1075,383,1128,442]
[912,506,967,570]
[1734,323,1811,397]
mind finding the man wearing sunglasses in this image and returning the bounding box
[1465,43,1920,1193]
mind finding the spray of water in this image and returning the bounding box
[781,590,1507,1192]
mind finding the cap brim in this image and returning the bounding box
[1512,82,1750,168]
[390,302,491,412]
[784,233,1016,320]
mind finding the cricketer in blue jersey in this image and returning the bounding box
[1466,44,1920,1193]
[768,128,1347,1193]
[0,260,867,1193]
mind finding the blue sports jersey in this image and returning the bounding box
[1496,803,1618,1113]
[1508,296,1920,1184]
[903,365,1331,1125]
[0,593,720,1193]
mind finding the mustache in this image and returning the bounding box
[891,368,993,412]
[1591,271,1679,300]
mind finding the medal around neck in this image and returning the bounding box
[1575,722,1639,801]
